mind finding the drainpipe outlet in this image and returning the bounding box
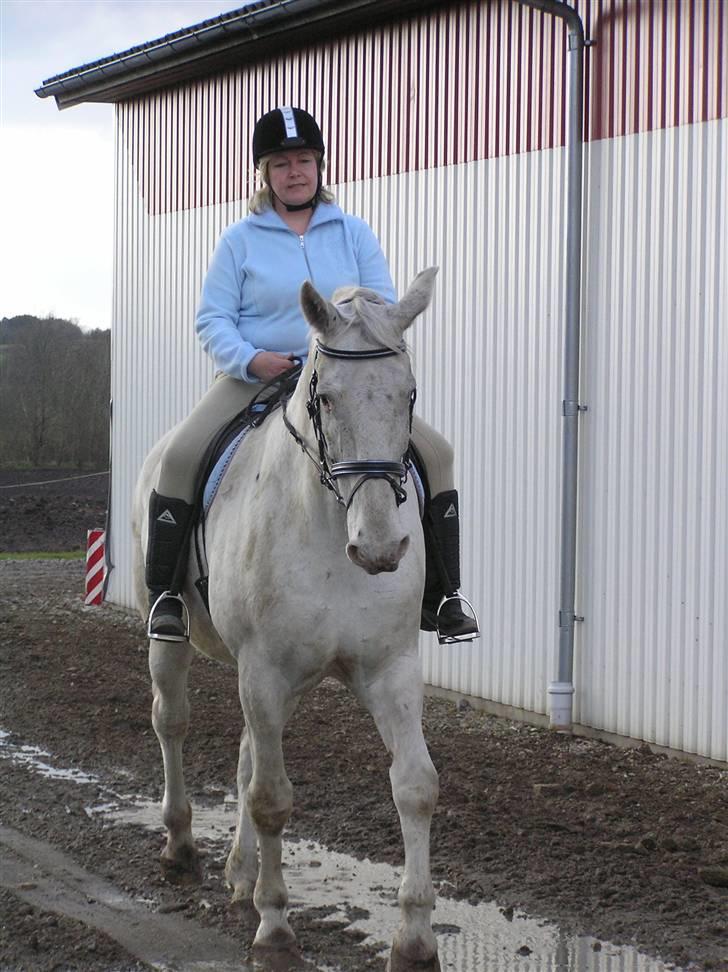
[548,681,575,730]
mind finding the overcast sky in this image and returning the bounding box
[0,0,246,330]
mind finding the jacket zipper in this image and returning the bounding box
[299,234,314,281]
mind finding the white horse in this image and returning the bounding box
[132,269,440,969]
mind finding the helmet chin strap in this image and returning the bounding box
[278,195,316,212]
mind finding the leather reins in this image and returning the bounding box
[282,340,416,510]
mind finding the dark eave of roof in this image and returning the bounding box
[36,0,449,110]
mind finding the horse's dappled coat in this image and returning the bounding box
[132,268,442,969]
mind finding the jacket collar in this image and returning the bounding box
[248,201,343,232]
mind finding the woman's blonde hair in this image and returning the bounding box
[248,153,336,214]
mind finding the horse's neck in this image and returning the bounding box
[266,380,333,509]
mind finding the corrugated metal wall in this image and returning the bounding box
[338,151,566,719]
[109,0,727,760]
[578,118,728,759]
[129,0,727,216]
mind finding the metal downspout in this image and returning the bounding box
[517,0,588,729]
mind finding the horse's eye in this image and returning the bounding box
[319,394,332,411]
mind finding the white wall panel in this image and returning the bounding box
[578,119,727,761]
[341,148,567,718]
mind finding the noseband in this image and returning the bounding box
[282,341,416,510]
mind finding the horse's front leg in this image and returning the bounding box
[225,726,258,902]
[239,669,296,949]
[148,639,201,882]
[353,655,440,971]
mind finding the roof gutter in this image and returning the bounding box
[35,0,441,109]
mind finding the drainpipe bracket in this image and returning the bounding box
[559,610,584,628]
[562,400,588,416]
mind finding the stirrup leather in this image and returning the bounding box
[147,591,190,643]
[434,593,481,645]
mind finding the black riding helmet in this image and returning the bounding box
[252,107,325,213]
[252,107,325,166]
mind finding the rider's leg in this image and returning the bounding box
[410,417,480,642]
[147,374,258,641]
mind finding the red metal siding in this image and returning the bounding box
[119,0,728,215]
[585,0,726,141]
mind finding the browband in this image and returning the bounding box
[316,341,403,360]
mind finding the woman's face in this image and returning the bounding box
[266,149,319,209]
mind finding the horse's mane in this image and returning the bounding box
[331,286,408,354]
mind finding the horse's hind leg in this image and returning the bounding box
[148,640,201,882]
[353,656,440,971]
[225,726,258,902]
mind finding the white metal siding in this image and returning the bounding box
[578,119,728,761]
[340,149,566,718]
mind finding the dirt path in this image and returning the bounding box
[0,468,108,554]
[0,551,727,970]
[1,824,246,971]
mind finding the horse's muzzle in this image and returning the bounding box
[346,535,410,574]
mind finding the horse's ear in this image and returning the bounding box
[389,267,439,332]
[300,281,339,337]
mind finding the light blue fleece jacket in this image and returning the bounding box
[195,202,396,381]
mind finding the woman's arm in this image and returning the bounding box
[195,232,260,381]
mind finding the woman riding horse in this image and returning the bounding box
[145,106,479,645]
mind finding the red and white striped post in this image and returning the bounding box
[85,529,106,605]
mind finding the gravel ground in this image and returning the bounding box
[0,475,727,971]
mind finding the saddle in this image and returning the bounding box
[179,366,299,610]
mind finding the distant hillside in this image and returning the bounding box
[0,315,83,344]
[0,315,110,469]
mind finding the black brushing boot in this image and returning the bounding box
[421,490,480,644]
[145,490,194,642]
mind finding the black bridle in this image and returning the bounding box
[282,340,416,510]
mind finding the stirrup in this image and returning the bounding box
[147,591,190,643]
[435,593,481,645]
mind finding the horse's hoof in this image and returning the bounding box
[250,940,304,971]
[387,945,441,972]
[160,846,202,885]
[253,923,297,950]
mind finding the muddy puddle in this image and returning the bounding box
[0,729,686,972]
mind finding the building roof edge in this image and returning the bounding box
[35,0,449,109]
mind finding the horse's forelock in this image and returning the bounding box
[331,287,407,354]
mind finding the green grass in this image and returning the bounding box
[0,550,86,561]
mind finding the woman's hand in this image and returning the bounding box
[249,351,296,382]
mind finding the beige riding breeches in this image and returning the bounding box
[156,373,454,504]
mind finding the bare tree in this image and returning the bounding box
[0,316,110,469]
